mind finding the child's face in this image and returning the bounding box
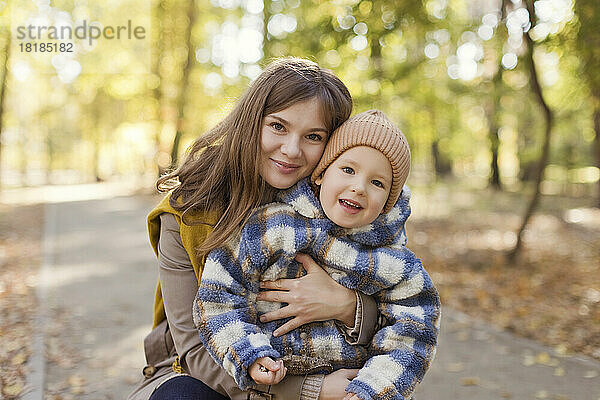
[315,146,392,228]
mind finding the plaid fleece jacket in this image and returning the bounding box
[193,178,440,399]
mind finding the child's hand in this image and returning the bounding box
[249,357,287,385]
[342,394,361,400]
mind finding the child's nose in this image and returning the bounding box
[351,181,366,195]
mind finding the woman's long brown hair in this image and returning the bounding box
[157,57,352,255]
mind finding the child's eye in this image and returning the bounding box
[306,133,323,142]
[372,179,384,188]
[342,167,354,174]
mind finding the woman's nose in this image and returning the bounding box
[281,136,301,158]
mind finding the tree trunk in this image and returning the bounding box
[489,127,501,188]
[487,61,505,189]
[572,0,600,206]
[170,0,196,168]
[486,78,502,189]
[431,139,452,177]
[369,35,384,109]
[153,0,166,177]
[508,0,554,261]
[90,95,103,182]
[43,123,52,184]
[93,134,102,182]
[262,0,273,59]
[0,30,11,188]
[487,0,508,190]
[594,104,600,208]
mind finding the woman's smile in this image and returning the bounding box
[270,159,301,174]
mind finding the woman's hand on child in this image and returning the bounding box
[318,368,358,400]
[249,357,286,385]
[257,253,357,336]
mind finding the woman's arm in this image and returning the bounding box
[257,253,379,344]
[156,213,317,399]
[335,291,379,346]
[157,213,247,398]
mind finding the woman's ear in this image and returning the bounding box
[314,176,323,185]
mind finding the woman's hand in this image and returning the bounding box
[318,369,359,400]
[257,253,357,336]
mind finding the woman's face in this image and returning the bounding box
[259,98,329,189]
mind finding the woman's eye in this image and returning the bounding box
[342,167,354,174]
[271,122,285,131]
[306,133,323,142]
[372,180,384,188]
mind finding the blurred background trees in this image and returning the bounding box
[0,0,598,252]
[2,2,598,368]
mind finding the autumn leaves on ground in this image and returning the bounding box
[409,184,600,360]
[0,203,43,398]
[0,186,599,399]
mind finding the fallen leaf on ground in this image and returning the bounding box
[522,355,536,366]
[583,370,598,378]
[461,376,480,386]
[11,351,27,365]
[445,362,465,372]
[67,374,85,387]
[411,189,600,362]
[535,390,549,399]
[536,352,550,364]
[2,381,24,397]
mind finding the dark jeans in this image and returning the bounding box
[149,375,229,400]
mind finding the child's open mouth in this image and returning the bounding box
[339,199,363,213]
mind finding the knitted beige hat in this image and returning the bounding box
[311,109,410,213]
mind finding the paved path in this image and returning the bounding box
[35,195,600,399]
[416,311,600,399]
[38,195,159,399]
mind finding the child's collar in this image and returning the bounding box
[276,178,324,219]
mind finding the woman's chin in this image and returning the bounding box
[267,179,297,189]
[264,172,306,189]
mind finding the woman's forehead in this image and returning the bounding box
[266,98,328,130]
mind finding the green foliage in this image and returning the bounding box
[0,0,598,192]
[574,0,600,97]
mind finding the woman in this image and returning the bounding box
[128,58,381,400]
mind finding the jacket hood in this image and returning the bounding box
[276,178,411,247]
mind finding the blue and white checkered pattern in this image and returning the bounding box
[194,178,440,399]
